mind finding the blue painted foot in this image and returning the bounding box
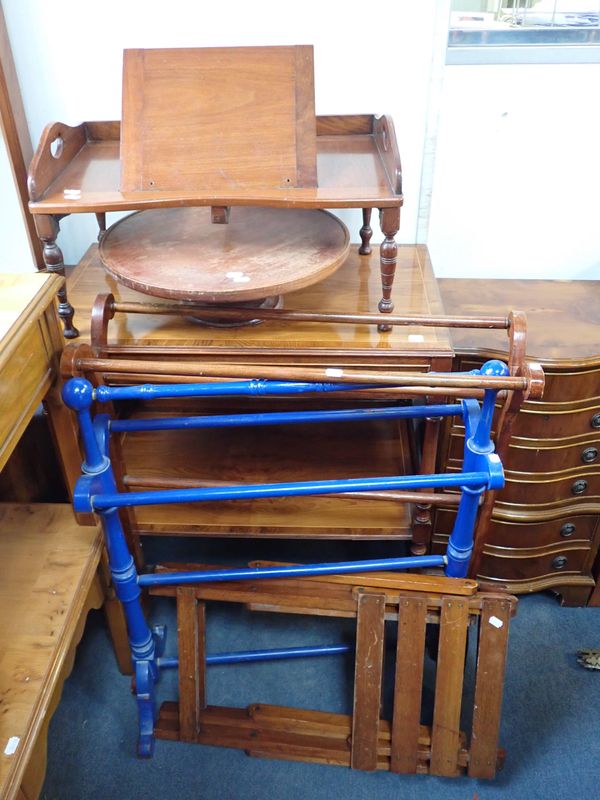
[135,660,157,758]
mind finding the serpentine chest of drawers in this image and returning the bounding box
[437,279,600,606]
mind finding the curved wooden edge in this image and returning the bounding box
[19,574,103,800]
[373,115,402,196]
[477,573,594,595]
[90,293,115,350]
[97,209,351,304]
[493,503,600,523]
[28,121,87,202]
[506,310,527,377]
[522,360,545,401]
[468,311,544,580]
[60,342,95,380]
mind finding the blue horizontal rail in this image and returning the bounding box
[138,554,445,587]
[94,380,378,404]
[157,643,352,669]
[110,403,464,433]
[91,471,490,511]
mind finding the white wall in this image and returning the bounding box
[0,131,35,272]
[427,63,600,279]
[3,0,443,265]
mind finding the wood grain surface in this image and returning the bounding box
[176,589,204,742]
[351,592,386,771]
[98,207,349,302]
[150,573,514,777]
[120,46,317,192]
[437,279,600,604]
[0,504,102,800]
[122,410,414,538]
[29,116,403,213]
[440,278,600,365]
[390,596,428,773]
[468,597,512,778]
[67,244,452,362]
[429,597,469,777]
[0,273,63,472]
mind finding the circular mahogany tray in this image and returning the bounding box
[99,207,350,303]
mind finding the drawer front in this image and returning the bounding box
[456,357,600,405]
[0,319,54,470]
[433,530,592,583]
[499,470,600,509]
[434,509,598,549]
[477,545,590,582]
[539,368,600,405]
[443,463,600,509]
[447,430,600,474]
[512,403,600,440]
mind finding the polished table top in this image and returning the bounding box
[68,244,453,366]
[440,278,600,366]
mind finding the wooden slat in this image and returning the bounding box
[351,592,386,770]
[154,702,473,773]
[468,597,512,779]
[390,597,427,773]
[429,597,469,777]
[176,588,202,742]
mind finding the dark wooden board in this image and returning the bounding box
[390,596,428,773]
[351,592,386,770]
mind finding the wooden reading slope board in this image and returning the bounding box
[120,46,317,192]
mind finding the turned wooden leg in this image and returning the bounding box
[378,207,400,332]
[411,367,451,555]
[35,214,79,338]
[358,208,373,255]
[95,212,107,241]
[411,414,442,555]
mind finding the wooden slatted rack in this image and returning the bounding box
[150,565,516,779]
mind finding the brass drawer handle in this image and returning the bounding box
[571,480,588,495]
[560,523,575,538]
[582,447,598,463]
[592,413,600,429]
[552,556,568,570]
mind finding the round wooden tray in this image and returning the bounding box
[98,207,350,303]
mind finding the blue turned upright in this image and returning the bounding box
[62,361,507,757]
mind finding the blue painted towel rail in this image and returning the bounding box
[62,359,507,756]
